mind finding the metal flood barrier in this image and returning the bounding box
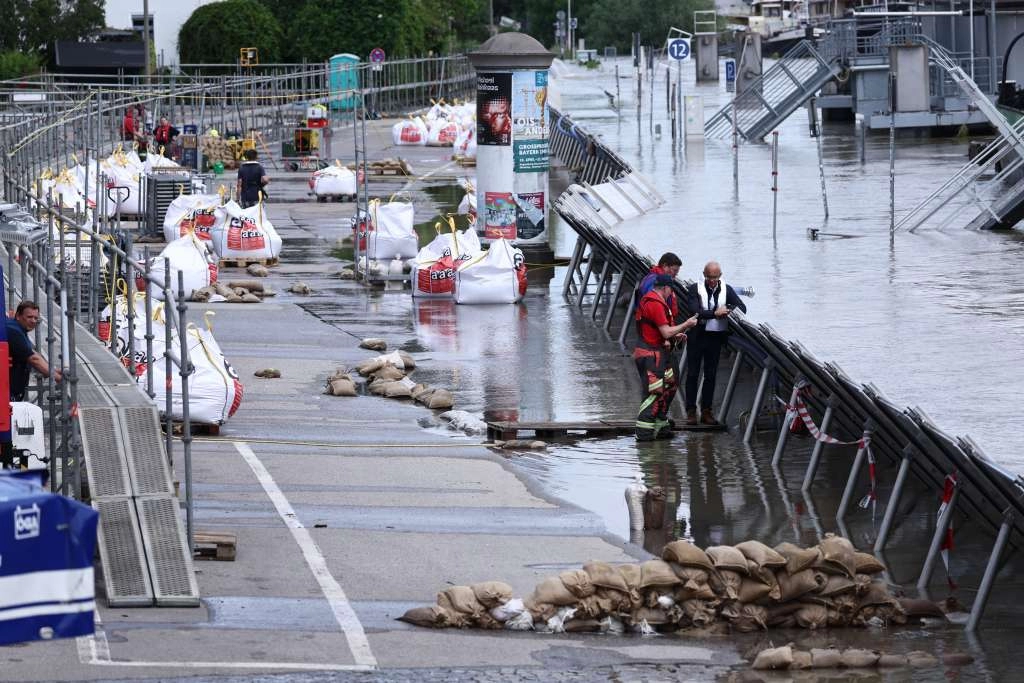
[549,109,1024,631]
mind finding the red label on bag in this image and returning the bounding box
[98,321,111,342]
[400,125,423,143]
[190,209,217,240]
[209,263,218,284]
[438,125,458,144]
[227,217,266,251]
[417,256,455,295]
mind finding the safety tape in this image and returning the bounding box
[783,394,870,448]
[938,473,958,590]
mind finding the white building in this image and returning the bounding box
[104,0,218,68]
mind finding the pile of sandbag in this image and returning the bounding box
[192,279,274,304]
[201,135,234,168]
[454,239,527,304]
[309,162,357,198]
[324,350,454,409]
[401,535,928,635]
[162,194,225,242]
[750,644,942,671]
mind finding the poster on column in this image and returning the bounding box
[512,71,548,140]
[484,192,517,239]
[477,73,512,146]
[514,192,545,241]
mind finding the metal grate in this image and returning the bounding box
[93,497,154,607]
[106,383,153,406]
[135,496,200,606]
[119,407,172,496]
[76,383,113,407]
[79,407,131,498]
[80,358,134,384]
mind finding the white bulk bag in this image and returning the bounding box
[174,320,243,425]
[454,239,527,305]
[311,164,357,197]
[453,127,475,156]
[105,152,143,215]
[392,118,428,146]
[70,164,116,217]
[210,200,283,260]
[143,152,180,173]
[457,191,476,216]
[149,233,218,301]
[426,120,460,146]
[162,194,226,242]
[367,197,418,260]
[412,227,480,299]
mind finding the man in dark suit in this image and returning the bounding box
[685,261,746,425]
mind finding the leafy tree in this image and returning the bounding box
[0,50,40,80]
[0,0,104,59]
[178,0,284,65]
[581,0,714,53]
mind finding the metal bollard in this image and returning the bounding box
[873,446,914,553]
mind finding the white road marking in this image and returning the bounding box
[234,440,378,669]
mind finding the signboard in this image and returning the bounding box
[369,47,386,63]
[512,71,547,140]
[477,73,512,146]
[483,191,516,239]
[239,47,258,66]
[515,192,545,240]
[513,140,548,172]
[668,38,691,61]
[725,58,736,83]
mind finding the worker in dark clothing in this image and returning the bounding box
[6,301,62,401]
[153,116,180,149]
[684,261,747,425]
[236,149,269,208]
[634,274,698,441]
[638,253,684,414]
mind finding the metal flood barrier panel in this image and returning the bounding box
[549,108,1024,630]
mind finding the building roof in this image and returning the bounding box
[54,41,146,69]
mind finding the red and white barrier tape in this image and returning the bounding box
[859,445,878,520]
[938,473,958,590]
[784,395,870,448]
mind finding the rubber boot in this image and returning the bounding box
[701,408,718,426]
[686,408,698,426]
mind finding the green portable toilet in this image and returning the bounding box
[329,53,361,111]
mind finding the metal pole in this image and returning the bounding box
[771,131,779,240]
[144,250,155,400]
[590,260,611,320]
[562,237,585,298]
[771,384,801,467]
[873,446,914,553]
[617,288,638,346]
[575,248,596,309]
[732,99,739,190]
[177,270,194,554]
[811,101,829,220]
[801,397,835,491]
[716,350,744,425]
[966,512,1012,632]
[603,271,626,332]
[969,0,975,83]
[917,486,959,592]
[987,0,996,97]
[889,73,896,245]
[743,361,772,445]
[164,258,174,463]
[837,422,873,521]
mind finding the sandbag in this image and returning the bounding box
[729,603,767,632]
[422,388,453,409]
[776,569,826,602]
[662,541,713,571]
[818,534,857,578]
[630,606,670,626]
[737,578,773,604]
[148,233,218,301]
[791,650,812,669]
[853,551,886,575]
[736,540,787,569]
[392,118,427,145]
[438,586,484,617]
[583,561,629,593]
[840,648,880,668]
[399,605,465,628]
[210,201,283,260]
[311,164,357,196]
[370,365,405,381]
[639,560,679,588]
[680,599,715,628]
[819,574,857,598]
[559,570,595,599]
[471,581,513,609]
[897,597,946,619]
[796,603,828,629]
[714,569,742,601]
[810,648,842,668]
[367,197,418,260]
[529,576,577,607]
[705,546,748,574]
[752,645,792,671]
[775,542,821,574]
[327,375,357,396]
[454,239,527,304]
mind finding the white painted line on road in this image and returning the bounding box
[235,440,378,669]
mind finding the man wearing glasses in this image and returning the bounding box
[685,261,746,425]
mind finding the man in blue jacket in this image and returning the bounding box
[684,261,746,425]
[6,301,61,401]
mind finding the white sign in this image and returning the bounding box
[668,38,691,61]
[14,504,40,541]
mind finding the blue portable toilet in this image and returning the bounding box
[329,54,361,111]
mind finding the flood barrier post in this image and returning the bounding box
[603,271,627,332]
[889,73,896,245]
[743,360,773,445]
[966,510,1013,632]
[716,349,744,425]
[917,484,959,593]
[801,395,836,491]
[771,131,779,240]
[562,237,585,298]
[771,384,801,467]
[836,421,874,521]
[575,247,596,309]
[590,260,612,320]
[617,288,638,346]
[873,445,914,553]
[855,113,866,163]
[810,98,829,219]
[176,270,194,554]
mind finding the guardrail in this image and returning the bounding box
[549,107,1024,632]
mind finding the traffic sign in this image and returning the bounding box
[725,58,736,82]
[369,47,386,63]
[668,38,690,61]
[570,17,578,29]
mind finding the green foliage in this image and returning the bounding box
[0,0,104,58]
[0,50,40,80]
[581,0,715,53]
[178,0,284,65]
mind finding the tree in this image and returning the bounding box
[0,50,40,80]
[178,0,284,65]
[581,0,714,53]
[0,0,104,59]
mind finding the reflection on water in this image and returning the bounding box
[550,58,1024,476]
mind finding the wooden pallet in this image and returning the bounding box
[486,419,726,441]
[219,257,279,269]
[453,155,476,167]
[193,531,236,561]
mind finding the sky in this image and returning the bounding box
[104,0,217,67]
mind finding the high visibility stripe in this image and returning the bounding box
[0,568,95,612]
[635,420,657,429]
[648,379,663,392]
[639,395,656,413]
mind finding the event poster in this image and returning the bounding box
[513,139,548,173]
[514,192,545,241]
[477,73,512,146]
[512,70,548,140]
[484,191,516,239]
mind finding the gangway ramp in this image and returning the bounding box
[704,40,843,142]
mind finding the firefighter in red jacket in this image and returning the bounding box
[633,274,698,441]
